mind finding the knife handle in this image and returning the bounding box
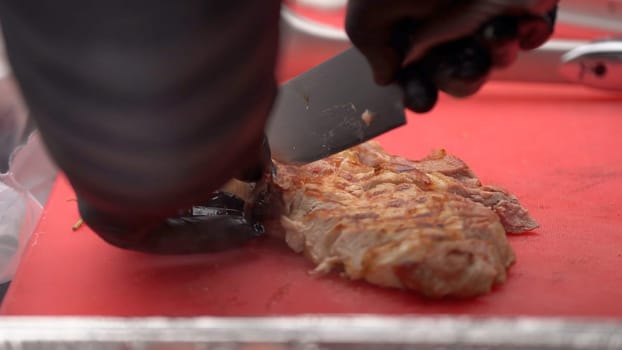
[392,14,551,111]
[391,20,494,112]
[389,19,438,113]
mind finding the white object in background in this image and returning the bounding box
[292,0,346,9]
[558,0,622,33]
[0,28,9,78]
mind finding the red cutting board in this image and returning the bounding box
[2,81,621,317]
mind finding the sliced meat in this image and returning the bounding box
[250,141,538,298]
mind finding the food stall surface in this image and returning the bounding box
[2,81,621,318]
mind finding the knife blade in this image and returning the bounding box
[266,48,407,165]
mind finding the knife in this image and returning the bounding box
[266,48,407,165]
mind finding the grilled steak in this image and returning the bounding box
[246,141,538,298]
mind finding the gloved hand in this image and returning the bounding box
[234,135,273,183]
[346,0,559,113]
[77,135,273,255]
[0,0,281,253]
[78,190,266,254]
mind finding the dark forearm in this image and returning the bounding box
[0,0,280,214]
[0,0,281,252]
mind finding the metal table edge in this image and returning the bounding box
[1,315,622,349]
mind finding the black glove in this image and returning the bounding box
[78,191,265,254]
[234,134,273,183]
[345,0,559,113]
[0,0,281,253]
[77,137,273,254]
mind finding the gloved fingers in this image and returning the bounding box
[397,64,438,113]
[347,0,443,24]
[78,194,263,254]
[403,1,559,66]
[396,40,490,112]
[480,15,521,68]
[164,194,265,253]
[234,133,273,183]
[408,14,522,100]
[487,39,521,68]
[194,191,246,211]
[403,1,504,67]
[517,7,558,50]
[359,44,402,86]
[159,214,264,253]
[77,197,155,249]
[429,38,492,98]
[398,31,497,107]
[345,0,444,85]
[344,18,401,85]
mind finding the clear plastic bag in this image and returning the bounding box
[0,179,41,283]
[1,122,58,287]
[0,131,57,283]
[0,32,58,283]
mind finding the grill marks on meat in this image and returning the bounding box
[403,149,539,233]
[256,141,538,298]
